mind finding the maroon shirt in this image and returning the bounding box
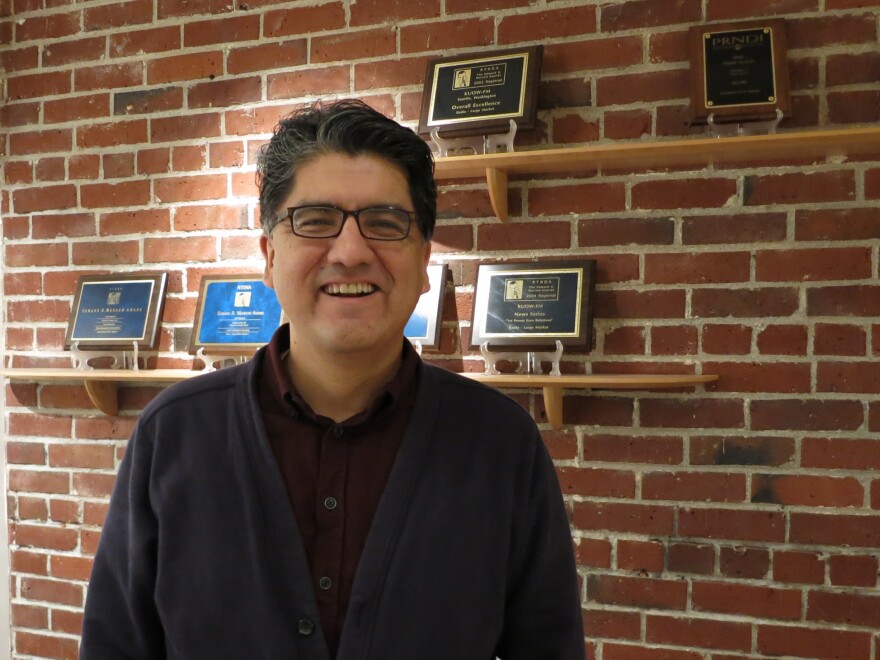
[256,326,420,656]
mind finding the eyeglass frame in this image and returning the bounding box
[278,204,417,241]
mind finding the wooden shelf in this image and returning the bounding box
[433,126,880,220]
[1,368,717,429]
[0,368,200,416]
[465,373,717,429]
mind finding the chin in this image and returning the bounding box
[316,330,385,354]
[339,329,407,354]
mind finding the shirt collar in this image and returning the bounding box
[263,324,420,427]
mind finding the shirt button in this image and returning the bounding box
[324,496,338,510]
[318,576,332,590]
[297,618,315,636]
[332,426,343,437]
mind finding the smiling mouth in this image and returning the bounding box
[323,283,377,297]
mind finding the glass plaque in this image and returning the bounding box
[405,263,448,349]
[190,275,283,355]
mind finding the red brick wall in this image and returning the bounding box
[3,1,880,658]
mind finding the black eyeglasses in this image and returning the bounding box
[280,205,415,241]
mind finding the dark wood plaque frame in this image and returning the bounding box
[469,260,595,351]
[689,19,791,125]
[418,45,543,138]
[64,273,167,351]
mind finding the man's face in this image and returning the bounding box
[261,152,431,360]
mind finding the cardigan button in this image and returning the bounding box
[297,618,315,636]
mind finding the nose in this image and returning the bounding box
[325,212,374,266]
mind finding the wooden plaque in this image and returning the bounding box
[65,273,167,351]
[470,260,596,350]
[418,46,543,138]
[689,19,791,124]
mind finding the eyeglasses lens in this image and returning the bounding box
[290,207,411,241]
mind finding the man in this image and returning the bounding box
[80,100,584,659]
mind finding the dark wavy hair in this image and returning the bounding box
[257,99,437,241]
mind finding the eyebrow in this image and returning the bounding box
[287,202,413,210]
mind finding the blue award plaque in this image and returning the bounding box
[404,263,448,348]
[470,260,596,350]
[190,275,283,355]
[65,274,167,350]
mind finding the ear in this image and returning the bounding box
[260,234,275,289]
[420,240,432,295]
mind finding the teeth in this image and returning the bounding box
[325,283,375,295]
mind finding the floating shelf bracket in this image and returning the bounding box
[485,167,508,221]
[83,380,118,416]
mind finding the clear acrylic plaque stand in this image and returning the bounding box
[195,348,248,373]
[429,119,517,157]
[705,108,783,137]
[72,341,140,371]
[479,340,564,376]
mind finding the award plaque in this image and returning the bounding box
[405,263,448,349]
[470,260,596,349]
[65,273,167,350]
[689,19,790,124]
[190,275,283,355]
[418,45,542,138]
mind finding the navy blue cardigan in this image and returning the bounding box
[80,348,585,659]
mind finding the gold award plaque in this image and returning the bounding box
[418,45,543,138]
